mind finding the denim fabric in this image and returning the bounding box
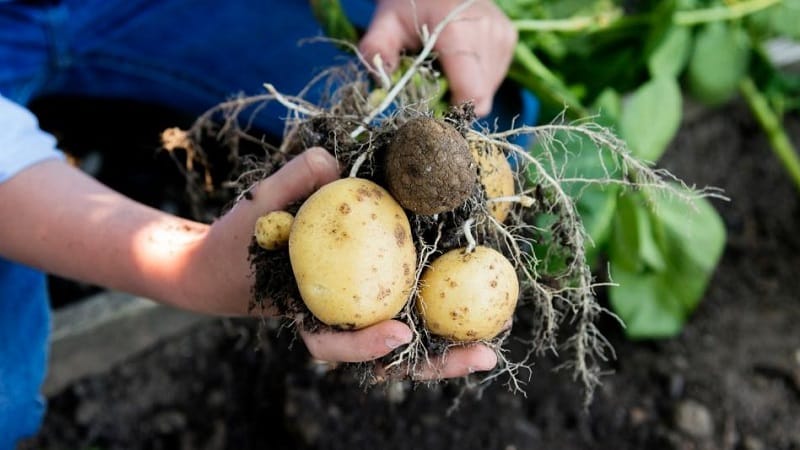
[0,0,376,134]
[0,0,537,445]
[0,258,49,449]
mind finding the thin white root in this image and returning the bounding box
[349,151,370,178]
[263,83,319,117]
[463,218,476,253]
[371,54,392,90]
[487,195,536,208]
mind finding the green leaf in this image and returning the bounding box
[619,76,683,161]
[648,26,693,78]
[609,193,668,273]
[655,191,727,277]
[764,0,800,39]
[608,268,687,337]
[687,23,751,106]
[593,88,622,126]
[749,0,800,40]
[609,189,726,339]
[609,194,643,272]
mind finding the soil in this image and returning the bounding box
[21,98,800,450]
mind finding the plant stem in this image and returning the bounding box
[673,0,782,26]
[513,10,623,32]
[739,76,800,192]
[515,13,654,36]
[510,43,588,117]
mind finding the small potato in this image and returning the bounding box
[418,246,518,341]
[289,178,417,329]
[254,211,294,250]
[469,138,515,223]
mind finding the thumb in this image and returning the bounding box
[252,147,340,212]
[358,7,417,74]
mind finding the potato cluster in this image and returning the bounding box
[254,117,520,342]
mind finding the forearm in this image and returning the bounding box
[0,159,255,316]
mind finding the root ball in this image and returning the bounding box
[384,117,476,215]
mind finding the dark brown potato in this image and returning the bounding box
[384,117,476,215]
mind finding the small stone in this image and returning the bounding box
[674,399,715,439]
[742,435,765,450]
[629,406,649,426]
[386,380,407,404]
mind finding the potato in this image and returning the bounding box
[469,138,515,223]
[418,246,518,341]
[385,117,476,215]
[254,211,294,250]
[289,177,417,329]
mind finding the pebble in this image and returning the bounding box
[742,435,765,450]
[674,399,714,439]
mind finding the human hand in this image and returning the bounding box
[358,0,517,116]
[300,319,497,378]
[195,147,497,377]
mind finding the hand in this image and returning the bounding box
[196,147,497,377]
[358,0,518,116]
[300,320,498,379]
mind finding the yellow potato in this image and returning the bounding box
[469,138,515,223]
[254,211,294,250]
[289,178,417,329]
[418,246,518,341]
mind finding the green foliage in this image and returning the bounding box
[504,0,800,338]
[311,0,798,339]
[687,23,751,105]
[609,190,726,338]
[620,76,683,161]
[750,0,800,39]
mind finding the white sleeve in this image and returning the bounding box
[0,95,64,184]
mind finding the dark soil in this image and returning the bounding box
[23,99,800,449]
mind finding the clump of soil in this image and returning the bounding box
[384,117,477,215]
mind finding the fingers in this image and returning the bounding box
[358,4,417,75]
[376,343,498,381]
[437,8,518,116]
[357,0,518,117]
[299,319,413,363]
[251,147,340,212]
[299,318,498,379]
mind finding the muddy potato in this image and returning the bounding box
[254,211,294,250]
[385,117,476,215]
[469,138,515,223]
[418,246,518,341]
[289,177,417,329]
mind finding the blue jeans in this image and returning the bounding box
[0,0,537,445]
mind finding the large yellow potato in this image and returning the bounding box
[289,177,417,329]
[469,138,516,223]
[418,246,518,341]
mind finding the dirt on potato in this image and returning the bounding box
[384,117,477,215]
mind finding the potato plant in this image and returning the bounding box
[162,0,716,404]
